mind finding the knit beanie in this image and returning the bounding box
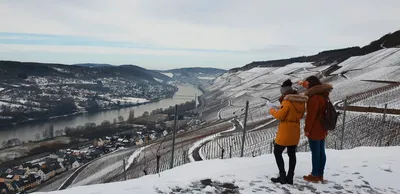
[280,79,293,95]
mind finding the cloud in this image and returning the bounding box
[1,0,400,69]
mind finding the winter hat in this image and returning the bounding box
[280,79,294,95]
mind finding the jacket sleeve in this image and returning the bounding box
[304,96,319,134]
[270,100,290,121]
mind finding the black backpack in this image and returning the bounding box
[320,97,339,131]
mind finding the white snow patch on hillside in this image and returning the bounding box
[161,72,174,78]
[198,76,215,80]
[272,62,314,75]
[38,146,400,194]
[126,144,152,169]
[154,78,163,83]
[0,101,23,108]
[333,48,400,74]
[0,88,5,92]
[53,67,70,73]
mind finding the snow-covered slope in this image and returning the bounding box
[37,146,400,194]
[202,48,400,123]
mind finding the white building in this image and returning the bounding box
[72,161,80,169]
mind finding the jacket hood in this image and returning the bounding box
[284,94,309,102]
[283,94,307,115]
[305,84,333,97]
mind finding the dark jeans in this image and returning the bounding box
[308,139,326,176]
[274,143,297,178]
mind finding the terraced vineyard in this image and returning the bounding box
[71,148,136,187]
[200,127,277,160]
[326,112,400,150]
[109,121,233,182]
[351,85,400,109]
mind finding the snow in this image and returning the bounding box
[38,146,400,194]
[188,133,219,162]
[53,67,70,74]
[197,76,215,80]
[0,88,4,92]
[154,78,163,83]
[272,62,314,75]
[333,48,400,75]
[161,72,174,78]
[0,101,24,108]
[126,144,152,170]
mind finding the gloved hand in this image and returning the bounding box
[267,101,278,109]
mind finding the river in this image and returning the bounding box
[0,84,202,143]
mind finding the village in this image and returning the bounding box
[0,124,176,194]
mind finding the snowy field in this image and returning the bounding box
[198,76,215,80]
[161,72,174,78]
[37,146,400,194]
[70,148,136,187]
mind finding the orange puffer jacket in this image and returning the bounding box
[270,94,308,146]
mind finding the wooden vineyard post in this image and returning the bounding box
[123,159,127,181]
[270,140,274,154]
[340,97,348,150]
[240,101,249,157]
[229,145,232,158]
[156,155,161,174]
[170,104,178,169]
[379,104,388,147]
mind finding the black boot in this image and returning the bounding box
[271,173,287,184]
[286,173,294,185]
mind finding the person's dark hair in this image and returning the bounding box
[305,76,322,88]
[281,79,292,87]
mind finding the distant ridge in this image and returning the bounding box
[73,63,114,68]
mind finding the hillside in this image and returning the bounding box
[159,67,227,86]
[233,29,400,72]
[0,61,176,127]
[38,146,400,194]
[73,63,114,68]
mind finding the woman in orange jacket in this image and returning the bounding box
[301,76,333,183]
[269,79,308,184]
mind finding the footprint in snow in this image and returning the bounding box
[362,165,368,167]
[362,180,370,185]
[332,174,340,177]
[352,172,360,175]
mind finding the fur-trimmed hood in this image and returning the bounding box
[283,94,309,102]
[305,84,333,97]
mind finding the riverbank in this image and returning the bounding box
[0,101,153,130]
[0,84,202,144]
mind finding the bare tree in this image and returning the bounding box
[127,110,135,123]
[35,133,41,141]
[142,111,149,117]
[2,141,7,148]
[54,129,64,137]
[101,120,111,126]
[118,115,124,122]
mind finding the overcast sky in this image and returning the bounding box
[1,0,399,70]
